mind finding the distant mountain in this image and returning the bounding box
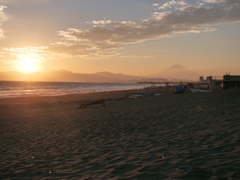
[148,64,201,81]
[0,65,201,82]
[0,70,148,83]
[93,72,141,82]
[0,71,47,82]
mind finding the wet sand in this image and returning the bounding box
[0,88,166,104]
[0,88,240,179]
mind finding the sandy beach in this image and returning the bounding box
[0,88,240,179]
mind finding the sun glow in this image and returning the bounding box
[17,53,41,72]
[20,59,38,72]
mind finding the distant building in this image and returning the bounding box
[198,73,240,89]
[207,76,212,84]
[199,76,213,84]
[222,74,240,89]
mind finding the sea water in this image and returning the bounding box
[0,81,150,98]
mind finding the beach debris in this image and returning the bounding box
[124,91,161,99]
[162,155,165,158]
[129,96,138,99]
[77,99,105,109]
[126,93,139,99]
[186,85,214,93]
[49,171,52,174]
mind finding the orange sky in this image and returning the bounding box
[0,0,240,77]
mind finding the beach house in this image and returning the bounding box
[222,74,240,89]
[198,74,240,90]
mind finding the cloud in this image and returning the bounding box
[120,55,154,59]
[46,43,120,57]
[2,0,240,60]
[161,6,240,25]
[0,29,116,59]
[0,0,48,4]
[90,19,113,25]
[158,0,190,10]
[0,5,7,21]
[203,0,239,4]
[0,24,3,38]
[1,47,47,58]
[0,47,48,70]
[57,2,240,44]
[150,11,172,20]
[44,0,240,58]
[0,5,7,38]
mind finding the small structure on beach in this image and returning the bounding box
[137,73,240,91]
[222,74,240,89]
[199,76,212,84]
[198,73,240,90]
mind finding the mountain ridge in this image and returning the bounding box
[0,70,147,83]
[0,65,201,82]
[147,64,201,81]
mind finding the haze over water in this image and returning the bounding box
[0,81,149,98]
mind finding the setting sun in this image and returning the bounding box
[17,53,41,73]
[20,59,37,72]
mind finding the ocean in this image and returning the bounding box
[0,81,150,98]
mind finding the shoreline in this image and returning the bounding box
[0,87,169,105]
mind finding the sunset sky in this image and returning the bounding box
[0,0,239,76]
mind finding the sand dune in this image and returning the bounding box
[0,88,240,179]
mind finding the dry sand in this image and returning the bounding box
[0,88,240,179]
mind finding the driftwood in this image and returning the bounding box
[77,99,105,109]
